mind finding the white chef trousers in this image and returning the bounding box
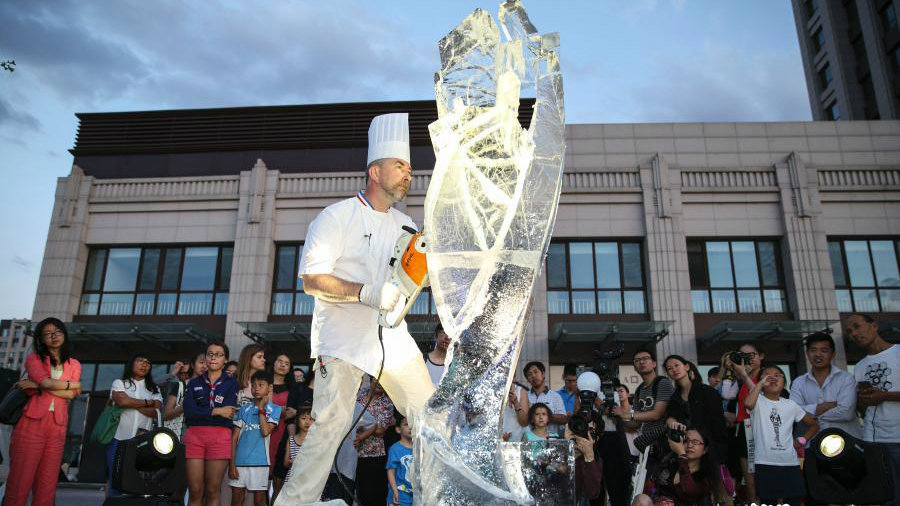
[273,354,435,506]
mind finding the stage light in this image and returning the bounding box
[805,428,894,505]
[820,433,844,458]
[103,417,185,506]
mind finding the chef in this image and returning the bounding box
[274,113,436,505]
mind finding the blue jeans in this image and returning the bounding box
[105,439,121,497]
[882,442,900,506]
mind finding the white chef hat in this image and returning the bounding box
[367,113,410,165]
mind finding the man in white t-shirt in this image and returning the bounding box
[522,361,567,436]
[425,324,451,387]
[275,114,436,506]
[847,313,900,505]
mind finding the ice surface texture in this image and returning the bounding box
[415,1,565,504]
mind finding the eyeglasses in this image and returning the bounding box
[685,438,705,447]
[206,352,226,359]
[41,330,64,339]
[633,357,652,365]
[134,358,151,365]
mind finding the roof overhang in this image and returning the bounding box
[696,320,836,349]
[237,320,441,345]
[61,322,219,351]
[550,321,673,353]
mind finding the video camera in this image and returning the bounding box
[567,342,624,438]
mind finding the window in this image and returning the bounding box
[818,63,833,90]
[271,244,316,316]
[826,101,841,120]
[78,245,233,316]
[688,240,787,314]
[805,0,819,18]
[545,241,646,315]
[829,239,900,312]
[880,2,898,31]
[812,28,826,53]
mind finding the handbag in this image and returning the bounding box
[0,385,29,425]
[90,404,124,445]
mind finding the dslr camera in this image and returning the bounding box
[664,426,686,443]
[567,342,624,439]
[729,351,751,365]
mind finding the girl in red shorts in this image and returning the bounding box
[183,341,239,506]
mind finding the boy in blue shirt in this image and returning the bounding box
[229,370,281,506]
[386,415,414,505]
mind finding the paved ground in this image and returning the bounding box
[52,487,107,506]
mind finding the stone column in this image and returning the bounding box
[775,152,846,366]
[32,165,93,322]
[639,154,697,361]
[224,159,279,353]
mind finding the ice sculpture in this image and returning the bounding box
[414,1,565,504]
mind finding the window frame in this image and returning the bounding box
[545,240,648,316]
[687,239,788,314]
[828,238,900,313]
[78,244,233,317]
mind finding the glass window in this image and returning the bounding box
[737,290,763,313]
[852,289,879,312]
[845,241,875,286]
[881,2,898,31]
[711,290,737,313]
[157,293,177,315]
[818,63,833,90]
[546,243,567,288]
[732,242,760,287]
[161,249,182,291]
[99,293,133,315]
[622,243,643,287]
[295,293,315,315]
[624,291,645,314]
[547,291,570,314]
[764,289,787,313]
[408,292,431,315]
[594,243,620,289]
[880,289,900,312]
[828,242,847,286]
[103,248,141,291]
[758,242,780,287]
[706,242,734,287]
[692,290,710,313]
[544,241,646,315]
[596,291,621,314]
[276,246,297,290]
[569,243,594,289]
[138,248,160,291]
[214,293,229,315]
[178,293,213,315]
[870,240,899,287]
[813,28,825,52]
[95,364,122,392]
[134,294,155,315]
[836,289,853,312]
[687,242,708,287]
[79,294,100,315]
[180,247,218,291]
[572,292,597,314]
[84,249,107,291]
[219,247,233,291]
[272,293,293,315]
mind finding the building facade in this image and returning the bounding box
[0,319,31,371]
[792,0,900,120]
[27,101,900,478]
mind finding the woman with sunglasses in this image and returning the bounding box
[631,428,731,506]
[183,341,239,506]
[2,318,81,506]
[106,352,164,496]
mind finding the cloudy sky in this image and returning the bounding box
[0,0,810,319]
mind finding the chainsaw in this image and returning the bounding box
[379,226,430,329]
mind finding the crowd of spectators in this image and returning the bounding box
[2,313,899,506]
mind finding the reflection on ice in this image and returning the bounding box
[414,0,565,504]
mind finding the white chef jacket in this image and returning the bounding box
[299,194,423,376]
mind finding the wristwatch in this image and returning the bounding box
[797,436,807,445]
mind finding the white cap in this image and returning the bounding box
[367,113,410,165]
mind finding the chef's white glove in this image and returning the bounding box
[359,283,402,311]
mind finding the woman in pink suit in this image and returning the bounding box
[2,317,82,506]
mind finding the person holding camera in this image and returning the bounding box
[662,356,729,467]
[721,343,764,502]
[789,332,861,438]
[745,365,819,506]
[631,428,729,506]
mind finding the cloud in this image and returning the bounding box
[0,0,434,111]
[0,97,41,131]
[627,42,811,122]
[12,256,32,272]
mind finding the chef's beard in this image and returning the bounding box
[383,180,409,202]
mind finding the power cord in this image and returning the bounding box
[330,324,386,501]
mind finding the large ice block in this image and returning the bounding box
[414,1,565,504]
